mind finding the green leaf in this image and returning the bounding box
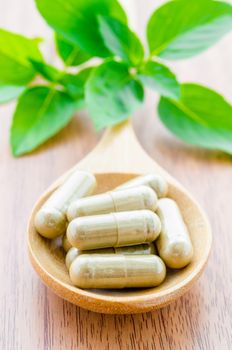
[35,0,127,58]
[137,61,180,99]
[147,0,232,60]
[59,67,93,109]
[85,61,144,129]
[158,83,232,154]
[55,34,92,66]
[29,59,62,82]
[10,86,77,156]
[30,59,65,82]
[98,15,144,66]
[0,29,43,85]
[0,85,25,104]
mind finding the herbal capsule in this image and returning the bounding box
[67,185,157,221]
[65,243,156,269]
[34,171,96,239]
[156,198,193,269]
[115,243,156,255]
[67,210,161,250]
[66,247,79,270]
[116,174,168,198]
[69,254,166,289]
[62,234,72,252]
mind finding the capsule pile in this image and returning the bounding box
[35,171,193,289]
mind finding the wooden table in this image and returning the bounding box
[1,1,232,349]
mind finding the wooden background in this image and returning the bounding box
[1,0,232,349]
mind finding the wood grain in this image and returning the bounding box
[0,0,232,349]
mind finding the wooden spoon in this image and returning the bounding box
[27,120,212,314]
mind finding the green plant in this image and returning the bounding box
[1,0,232,156]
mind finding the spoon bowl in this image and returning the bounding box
[27,121,212,314]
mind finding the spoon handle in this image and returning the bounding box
[76,119,166,175]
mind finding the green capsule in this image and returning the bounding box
[67,185,157,221]
[156,198,193,269]
[116,174,168,198]
[65,243,156,269]
[34,171,96,239]
[67,210,161,250]
[69,254,166,289]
